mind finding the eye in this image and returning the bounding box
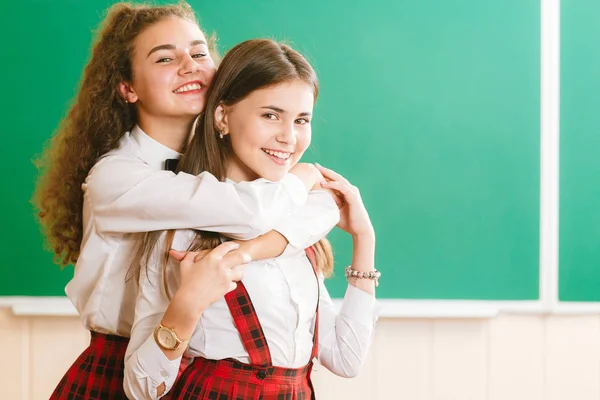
[262,113,278,120]
[192,52,208,59]
[295,118,310,125]
[156,57,173,63]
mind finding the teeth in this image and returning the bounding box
[263,149,291,160]
[174,83,202,93]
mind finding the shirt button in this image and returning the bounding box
[256,370,267,380]
[161,370,169,378]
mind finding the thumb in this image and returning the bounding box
[169,249,186,261]
[173,250,200,266]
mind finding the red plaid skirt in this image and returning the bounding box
[50,332,193,399]
[49,331,129,400]
[168,356,314,399]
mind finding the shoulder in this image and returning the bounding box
[88,153,151,184]
[84,155,152,204]
[86,131,148,187]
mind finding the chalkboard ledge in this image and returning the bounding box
[0,297,77,317]
[372,299,539,318]
[1,297,587,318]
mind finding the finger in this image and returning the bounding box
[231,264,246,274]
[333,193,346,209]
[207,241,241,260]
[180,251,201,266]
[320,181,355,203]
[226,281,238,293]
[321,187,345,208]
[222,250,252,269]
[169,249,186,261]
[229,266,245,282]
[315,163,350,184]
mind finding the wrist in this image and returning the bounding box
[351,231,376,244]
[241,231,288,260]
[172,287,209,319]
[236,240,257,260]
[350,232,376,273]
[161,291,205,338]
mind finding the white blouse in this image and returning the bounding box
[123,199,380,400]
[66,125,333,337]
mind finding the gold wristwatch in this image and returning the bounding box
[154,323,190,351]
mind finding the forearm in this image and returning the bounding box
[317,282,379,378]
[125,294,193,399]
[236,230,289,260]
[159,291,205,361]
[91,159,308,237]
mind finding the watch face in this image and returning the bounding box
[157,327,177,349]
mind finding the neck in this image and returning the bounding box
[137,114,195,153]
[225,165,245,183]
[226,156,259,183]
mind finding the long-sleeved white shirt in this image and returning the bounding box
[123,195,380,400]
[66,125,327,337]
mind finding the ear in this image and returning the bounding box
[118,81,139,104]
[214,104,230,136]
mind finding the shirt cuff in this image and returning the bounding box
[339,284,381,328]
[136,335,182,395]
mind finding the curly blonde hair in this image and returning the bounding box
[32,2,209,266]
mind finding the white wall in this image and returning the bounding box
[2,309,597,400]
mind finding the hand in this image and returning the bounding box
[309,165,345,209]
[288,161,345,208]
[316,163,375,238]
[170,242,251,314]
[170,249,207,262]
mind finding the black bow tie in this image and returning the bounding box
[164,159,179,172]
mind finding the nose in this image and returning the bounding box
[179,53,200,76]
[276,122,297,145]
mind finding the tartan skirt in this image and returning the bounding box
[49,331,129,400]
[167,356,315,400]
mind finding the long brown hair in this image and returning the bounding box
[134,39,334,296]
[32,2,212,266]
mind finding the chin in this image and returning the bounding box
[184,104,205,115]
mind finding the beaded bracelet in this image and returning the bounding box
[345,266,381,287]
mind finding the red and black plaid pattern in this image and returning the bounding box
[168,356,315,399]
[167,247,320,399]
[179,354,194,376]
[224,280,273,366]
[50,331,129,400]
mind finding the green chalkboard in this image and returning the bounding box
[2,0,540,300]
[559,0,600,302]
[3,1,116,296]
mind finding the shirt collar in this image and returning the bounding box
[130,125,181,170]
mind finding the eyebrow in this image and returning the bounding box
[146,39,208,58]
[261,106,312,117]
